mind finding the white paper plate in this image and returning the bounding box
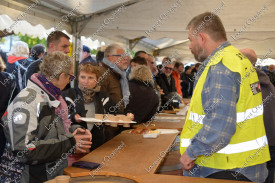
[79,117,137,123]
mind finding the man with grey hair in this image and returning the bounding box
[99,43,130,140]
[100,43,129,111]
[155,59,176,105]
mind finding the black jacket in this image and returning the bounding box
[23,59,42,88]
[256,68,275,146]
[155,73,176,103]
[180,72,194,98]
[0,72,17,157]
[6,56,34,91]
[62,87,118,150]
[126,80,159,123]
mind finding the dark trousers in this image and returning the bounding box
[206,171,251,182]
[0,123,5,158]
[266,146,275,183]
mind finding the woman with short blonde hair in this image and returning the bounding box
[0,51,92,182]
[40,50,73,80]
[126,65,159,123]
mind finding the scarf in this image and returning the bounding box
[37,74,61,99]
[102,58,130,107]
[79,85,101,103]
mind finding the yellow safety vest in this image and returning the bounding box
[180,45,270,169]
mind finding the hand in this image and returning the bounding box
[180,152,195,171]
[73,128,92,153]
[74,114,82,123]
[159,88,165,95]
[127,113,134,121]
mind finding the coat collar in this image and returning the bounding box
[129,79,153,88]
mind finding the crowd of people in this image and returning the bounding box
[0,11,274,183]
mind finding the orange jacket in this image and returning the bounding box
[172,71,182,96]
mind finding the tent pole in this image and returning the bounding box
[128,36,145,52]
[71,21,80,88]
[70,16,92,88]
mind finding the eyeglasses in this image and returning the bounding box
[68,74,75,81]
[108,54,129,59]
[109,55,123,57]
[164,67,173,71]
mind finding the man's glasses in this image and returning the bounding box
[164,67,173,71]
[109,54,129,59]
[110,55,123,57]
[68,74,75,81]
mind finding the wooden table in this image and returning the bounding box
[64,133,178,177]
[162,110,179,114]
[138,174,251,183]
[45,173,251,183]
[133,113,186,131]
[182,98,191,104]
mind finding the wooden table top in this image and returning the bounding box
[133,113,185,131]
[64,133,178,177]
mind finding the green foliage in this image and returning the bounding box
[17,33,46,48]
[0,37,5,44]
[126,48,135,57]
[90,49,97,55]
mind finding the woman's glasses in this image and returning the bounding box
[68,74,75,81]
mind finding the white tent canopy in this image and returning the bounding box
[0,0,274,61]
[0,14,51,39]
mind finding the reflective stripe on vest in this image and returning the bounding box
[189,103,263,124]
[181,135,268,154]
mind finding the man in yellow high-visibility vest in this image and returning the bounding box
[179,12,270,182]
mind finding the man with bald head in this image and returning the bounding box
[239,48,257,65]
[240,48,275,183]
[267,64,275,86]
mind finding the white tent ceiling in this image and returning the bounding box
[0,0,274,61]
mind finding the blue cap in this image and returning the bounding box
[82,45,91,53]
